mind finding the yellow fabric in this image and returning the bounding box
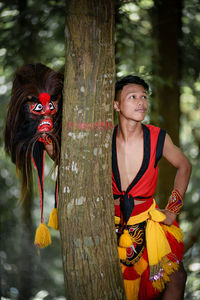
[146,219,171,266]
[118,247,127,260]
[162,224,183,243]
[127,200,171,267]
[133,257,148,276]
[116,200,183,297]
[124,278,141,300]
[127,200,166,225]
[115,216,121,225]
[119,229,133,248]
[34,223,52,248]
[48,208,59,230]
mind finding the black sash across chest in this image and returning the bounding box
[112,124,151,223]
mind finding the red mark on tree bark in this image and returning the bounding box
[66,121,113,131]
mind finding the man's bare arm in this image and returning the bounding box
[163,134,192,197]
[160,134,192,225]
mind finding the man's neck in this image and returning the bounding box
[117,119,143,142]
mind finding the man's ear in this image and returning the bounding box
[114,101,120,112]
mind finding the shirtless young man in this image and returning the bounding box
[112,75,191,300]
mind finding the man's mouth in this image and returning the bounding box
[135,108,146,112]
[37,119,53,132]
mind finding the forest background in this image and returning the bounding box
[0,0,200,299]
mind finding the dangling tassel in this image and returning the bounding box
[34,223,52,248]
[48,208,59,230]
[118,228,132,261]
[118,246,127,260]
[119,229,133,248]
[32,144,52,248]
[124,278,141,300]
[48,176,59,230]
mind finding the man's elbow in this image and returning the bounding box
[183,158,192,177]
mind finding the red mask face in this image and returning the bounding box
[27,93,59,133]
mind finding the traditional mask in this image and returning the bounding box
[4,63,63,248]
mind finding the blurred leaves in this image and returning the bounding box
[0,0,200,299]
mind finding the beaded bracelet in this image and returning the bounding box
[165,189,183,215]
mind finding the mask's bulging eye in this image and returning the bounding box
[33,103,43,112]
[49,101,55,110]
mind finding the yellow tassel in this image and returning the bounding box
[48,208,59,230]
[115,216,121,225]
[118,246,127,260]
[34,223,51,248]
[124,278,141,300]
[152,279,165,292]
[119,229,133,248]
[163,273,170,282]
[163,260,179,274]
[151,258,179,292]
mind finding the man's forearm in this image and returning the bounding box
[173,160,192,197]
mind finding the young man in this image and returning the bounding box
[112,75,191,300]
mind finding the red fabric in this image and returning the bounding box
[123,265,141,280]
[131,198,153,216]
[165,231,184,262]
[115,199,153,219]
[112,125,160,203]
[139,266,160,300]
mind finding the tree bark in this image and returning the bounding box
[17,1,35,298]
[59,1,126,299]
[151,0,183,207]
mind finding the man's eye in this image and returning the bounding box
[49,101,55,110]
[130,95,135,99]
[33,103,43,111]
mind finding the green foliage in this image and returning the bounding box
[115,0,153,82]
[0,0,200,298]
[0,0,66,298]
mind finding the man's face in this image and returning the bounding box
[27,93,60,133]
[114,84,148,122]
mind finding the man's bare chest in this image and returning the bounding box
[117,140,144,191]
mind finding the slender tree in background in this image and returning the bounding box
[58,0,126,299]
[151,0,183,206]
[16,1,36,298]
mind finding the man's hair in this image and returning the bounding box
[115,75,149,100]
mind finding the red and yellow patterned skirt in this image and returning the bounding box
[115,200,184,300]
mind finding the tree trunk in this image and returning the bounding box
[151,0,183,207]
[58,1,126,299]
[18,188,34,300]
[17,1,35,298]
